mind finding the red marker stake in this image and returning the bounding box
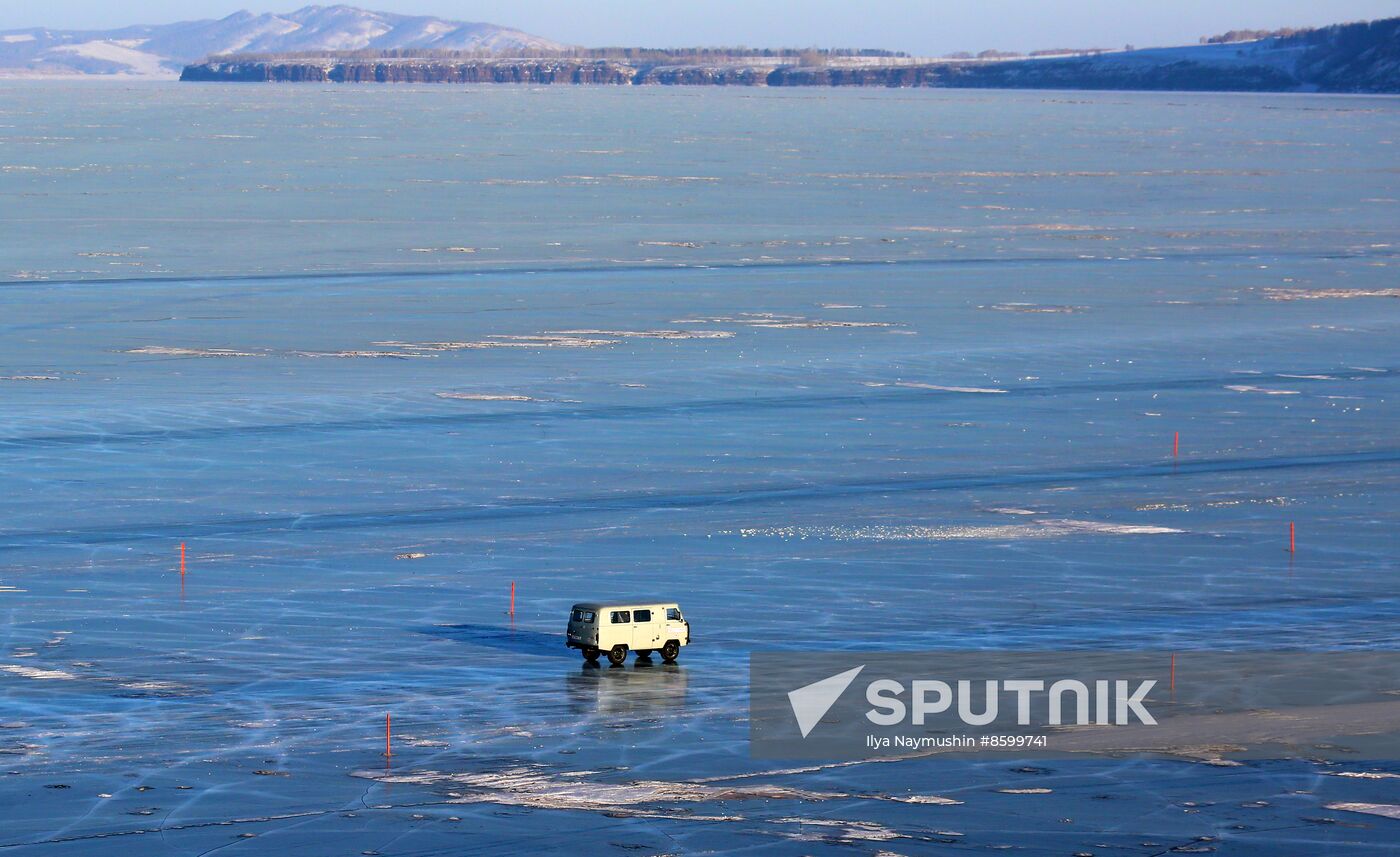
[510,581,515,617]
[1173,432,1179,458]
[1170,653,1176,692]
[1289,522,1296,554]
[385,713,392,758]
[180,542,186,576]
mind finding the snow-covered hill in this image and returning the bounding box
[0,5,567,78]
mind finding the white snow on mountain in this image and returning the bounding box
[0,5,568,78]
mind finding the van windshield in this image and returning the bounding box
[666,608,683,621]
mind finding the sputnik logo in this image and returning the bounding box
[787,665,865,738]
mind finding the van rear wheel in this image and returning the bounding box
[661,640,680,662]
[607,645,628,666]
[582,646,599,663]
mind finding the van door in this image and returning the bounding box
[606,609,631,649]
[569,608,598,647]
[632,608,661,649]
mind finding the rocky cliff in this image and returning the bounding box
[181,58,636,84]
[767,61,1299,91]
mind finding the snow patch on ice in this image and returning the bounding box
[896,382,1008,394]
[1326,802,1400,819]
[436,393,542,402]
[548,328,736,340]
[1224,384,1300,395]
[126,346,262,358]
[724,518,1182,541]
[1265,288,1400,301]
[1,664,77,681]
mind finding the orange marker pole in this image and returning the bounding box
[180,542,186,576]
[1289,522,1295,554]
[510,581,515,617]
[385,713,392,757]
[1170,653,1176,692]
[1173,432,1179,458]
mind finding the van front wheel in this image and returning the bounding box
[661,640,680,663]
[607,645,628,666]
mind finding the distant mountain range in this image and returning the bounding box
[6,6,1399,94]
[0,5,566,78]
[181,16,1400,93]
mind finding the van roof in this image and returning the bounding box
[571,601,678,611]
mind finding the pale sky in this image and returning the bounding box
[4,1,1398,55]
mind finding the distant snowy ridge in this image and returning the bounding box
[0,5,567,78]
[765,18,1400,93]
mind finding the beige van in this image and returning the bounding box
[567,601,690,665]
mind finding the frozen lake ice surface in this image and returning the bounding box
[0,82,1398,854]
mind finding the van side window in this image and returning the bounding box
[633,609,651,622]
[666,608,682,621]
[610,610,630,624]
[572,610,595,623]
